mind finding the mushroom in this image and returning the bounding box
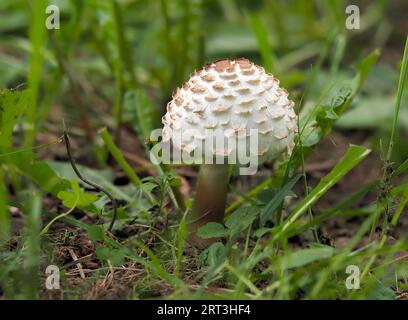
[161,58,298,248]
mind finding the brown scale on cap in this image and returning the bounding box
[223,93,236,99]
[256,88,266,95]
[174,96,183,106]
[212,105,231,113]
[228,79,240,86]
[205,94,218,101]
[204,120,218,129]
[235,109,253,116]
[213,59,233,71]
[235,58,252,68]
[255,117,268,124]
[266,95,279,103]
[241,68,256,75]
[202,74,215,82]
[191,84,206,93]
[220,73,238,80]
[212,82,225,91]
[247,77,261,85]
[239,97,256,106]
[220,119,230,126]
[235,87,251,94]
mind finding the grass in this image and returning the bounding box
[0,0,407,300]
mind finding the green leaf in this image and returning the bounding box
[301,86,352,147]
[198,242,225,267]
[140,182,157,193]
[96,246,127,266]
[169,177,182,188]
[336,95,408,130]
[3,154,70,195]
[28,161,71,194]
[87,225,106,241]
[57,179,98,209]
[260,175,301,225]
[48,160,132,201]
[225,206,259,235]
[197,222,227,239]
[0,89,29,149]
[0,170,9,243]
[354,49,382,93]
[281,245,335,269]
[367,280,396,300]
[253,228,270,238]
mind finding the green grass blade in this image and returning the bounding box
[110,0,137,138]
[387,36,408,160]
[286,180,379,238]
[24,0,47,147]
[131,241,185,289]
[23,191,42,299]
[260,174,301,225]
[279,145,371,235]
[99,127,142,187]
[0,89,29,150]
[391,184,408,226]
[175,212,187,278]
[247,12,276,73]
[131,90,160,141]
[0,170,9,243]
[392,158,408,178]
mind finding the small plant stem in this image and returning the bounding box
[188,164,229,248]
[40,198,78,236]
[386,36,408,162]
[0,136,63,159]
[63,129,118,231]
[371,37,408,238]
[299,137,319,242]
[159,163,186,212]
[363,38,408,279]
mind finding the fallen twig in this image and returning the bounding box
[68,248,86,280]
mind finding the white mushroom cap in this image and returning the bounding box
[162,58,297,165]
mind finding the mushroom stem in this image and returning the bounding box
[188,163,229,248]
